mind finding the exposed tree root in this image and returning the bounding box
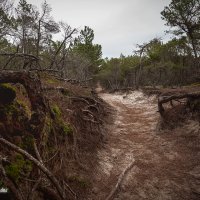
[158,91,200,115]
[105,159,135,200]
[0,70,108,199]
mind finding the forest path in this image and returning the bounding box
[88,91,200,200]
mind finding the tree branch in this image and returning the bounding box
[0,137,67,200]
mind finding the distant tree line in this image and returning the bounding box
[98,0,200,90]
[0,0,199,89]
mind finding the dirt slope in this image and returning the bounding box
[88,91,200,200]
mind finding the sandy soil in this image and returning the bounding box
[88,91,200,200]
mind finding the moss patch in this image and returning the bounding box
[51,105,62,118]
[5,154,32,182]
[51,104,73,136]
[21,135,34,151]
[0,103,18,117]
[0,101,29,137]
[61,122,73,136]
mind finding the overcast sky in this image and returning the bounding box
[25,0,171,58]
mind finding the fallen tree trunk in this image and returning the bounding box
[158,91,200,115]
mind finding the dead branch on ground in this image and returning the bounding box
[105,159,135,200]
[0,137,67,200]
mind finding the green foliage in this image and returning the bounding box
[0,100,29,123]
[21,135,34,151]
[146,38,163,61]
[0,83,16,104]
[52,105,62,118]
[72,26,102,73]
[17,99,31,116]
[190,82,200,86]
[161,0,200,57]
[5,154,32,182]
[5,164,20,182]
[98,56,140,89]
[99,34,197,89]
[51,104,73,136]
[46,79,58,84]
[61,122,73,136]
[0,102,19,118]
[161,0,199,32]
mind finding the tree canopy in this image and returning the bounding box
[161,0,200,58]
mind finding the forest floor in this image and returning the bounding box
[88,91,200,200]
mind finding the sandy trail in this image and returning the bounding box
[88,91,200,200]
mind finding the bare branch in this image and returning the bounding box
[105,159,135,200]
[49,28,76,69]
[0,137,67,200]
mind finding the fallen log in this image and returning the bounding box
[158,91,200,115]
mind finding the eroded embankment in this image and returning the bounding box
[88,91,200,200]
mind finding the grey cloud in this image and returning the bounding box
[25,0,171,57]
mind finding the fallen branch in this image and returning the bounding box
[49,28,76,69]
[83,118,99,124]
[27,178,42,200]
[105,159,135,200]
[82,109,95,117]
[63,181,78,200]
[42,86,70,95]
[33,140,44,164]
[86,105,100,112]
[29,69,59,73]
[0,137,67,200]
[0,53,39,60]
[55,77,93,84]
